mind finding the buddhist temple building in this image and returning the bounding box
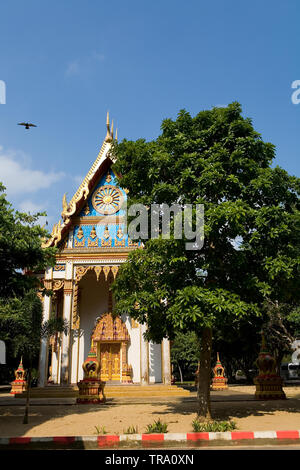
[38,114,171,389]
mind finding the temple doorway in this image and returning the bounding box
[91,313,133,383]
[99,342,121,381]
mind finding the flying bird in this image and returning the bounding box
[18,122,37,129]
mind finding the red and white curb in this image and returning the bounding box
[1,430,300,446]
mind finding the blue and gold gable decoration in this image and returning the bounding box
[78,169,124,218]
[42,112,140,250]
[72,169,139,249]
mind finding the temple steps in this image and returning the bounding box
[14,384,190,398]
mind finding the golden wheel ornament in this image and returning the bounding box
[92,185,123,215]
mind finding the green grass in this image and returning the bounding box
[123,425,139,434]
[94,425,107,435]
[192,419,237,433]
[145,419,169,434]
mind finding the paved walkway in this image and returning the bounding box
[0,389,257,406]
[1,383,300,406]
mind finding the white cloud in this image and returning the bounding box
[0,146,65,196]
[18,199,49,226]
[91,51,105,62]
[18,199,45,214]
[65,60,80,77]
[65,51,105,77]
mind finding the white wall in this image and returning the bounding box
[69,273,163,384]
[149,341,162,383]
[75,275,109,382]
[125,315,141,383]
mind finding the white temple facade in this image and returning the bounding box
[38,115,171,388]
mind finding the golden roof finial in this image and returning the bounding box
[111,119,114,140]
[62,193,68,211]
[115,128,118,141]
[105,111,112,142]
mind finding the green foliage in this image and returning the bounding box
[0,289,43,360]
[192,419,237,433]
[171,332,200,380]
[0,183,57,351]
[145,419,168,434]
[41,314,69,339]
[171,332,200,364]
[0,185,65,422]
[287,307,300,337]
[94,425,107,435]
[123,426,139,434]
[111,103,300,417]
[0,183,56,300]
[113,103,300,345]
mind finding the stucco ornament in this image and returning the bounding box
[92,185,123,215]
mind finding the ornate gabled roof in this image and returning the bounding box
[43,113,118,248]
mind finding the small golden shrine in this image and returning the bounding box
[211,352,228,391]
[77,346,106,404]
[253,333,286,400]
[10,358,27,395]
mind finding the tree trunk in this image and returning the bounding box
[197,327,212,421]
[177,362,183,383]
[276,351,284,376]
[23,365,31,425]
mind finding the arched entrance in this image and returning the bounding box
[91,313,132,383]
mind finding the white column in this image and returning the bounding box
[162,338,171,385]
[140,323,149,385]
[71,329,80,384]
[38,268,52,387]
[60,261,73,385]
[50,347,58,383]
[38,294,51,387]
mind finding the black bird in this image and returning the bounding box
[18,122,37,130]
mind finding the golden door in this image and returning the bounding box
[99,343,120,381]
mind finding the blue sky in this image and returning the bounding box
[0,0,299,227]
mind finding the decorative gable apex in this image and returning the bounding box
[43,113,118,248]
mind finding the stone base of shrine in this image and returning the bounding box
[10,381,27,395]
[254,376,286,400]
[211,378,228,391]
[77,378,106,404]
[14,384,190,399]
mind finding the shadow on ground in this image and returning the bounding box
[1,385,300,437]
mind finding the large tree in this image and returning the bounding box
[112,103,300,419]
[0,182,56,299]
[171,331,201,383]
[0,183,59,422]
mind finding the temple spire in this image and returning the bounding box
[105,111,112,142]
